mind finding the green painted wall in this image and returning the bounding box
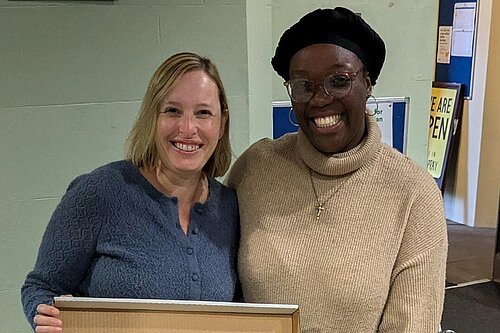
[0,1,248,331]
[0,1,438,331]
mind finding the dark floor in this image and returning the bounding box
[446,221,496,285]
[440,222,500,333]
[442,281,500,333]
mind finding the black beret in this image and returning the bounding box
[272,7,386,85]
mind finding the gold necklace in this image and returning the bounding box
[308,169,346,220]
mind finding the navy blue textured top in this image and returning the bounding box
[21,160,239,328]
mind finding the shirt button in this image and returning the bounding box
[192,273,199,281]
[192,227,199,235]
[186,247,194,255]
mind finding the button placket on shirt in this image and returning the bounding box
[184,206,204,299]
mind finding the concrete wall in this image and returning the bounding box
[476,0,500,228]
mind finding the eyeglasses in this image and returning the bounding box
[284,69,364,103]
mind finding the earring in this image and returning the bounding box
[288,108,299,127]
[365,94,378,116]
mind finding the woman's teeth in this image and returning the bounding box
[314,115,342,128]
[174,143,200,152]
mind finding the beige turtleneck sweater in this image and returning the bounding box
[227,116,447,333]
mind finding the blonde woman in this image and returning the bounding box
[22,52,239,332]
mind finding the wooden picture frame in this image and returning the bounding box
[54,297,301,333]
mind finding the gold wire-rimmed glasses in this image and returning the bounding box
[284,68,364,103]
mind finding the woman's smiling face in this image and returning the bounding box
[155,69,226,176]
[289,43,372,154]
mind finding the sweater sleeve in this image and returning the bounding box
[225,145,251,190]
[20,174,108,329]
[378,179,448,333]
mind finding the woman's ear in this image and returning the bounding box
[365,74,373,98]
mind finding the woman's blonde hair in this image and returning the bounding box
[126,52,231,178]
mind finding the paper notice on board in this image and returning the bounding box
[367,102,393,147]
[451,3,476,57]
[437,26,452,64]
[453,3,476,30]
[451,30,474,57]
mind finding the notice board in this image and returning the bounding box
[435,0,478,99]
[272,97,409,154]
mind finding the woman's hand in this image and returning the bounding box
[34,293,72,333]
[34,303,62,332]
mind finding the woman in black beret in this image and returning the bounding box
[227,7,447,333]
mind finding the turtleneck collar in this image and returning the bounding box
[297,115,382,176]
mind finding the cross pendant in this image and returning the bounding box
[315,203,325,220]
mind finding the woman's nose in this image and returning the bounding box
[309,83,331,107]
[179,115,197,136]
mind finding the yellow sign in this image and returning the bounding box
[427,87,457,178]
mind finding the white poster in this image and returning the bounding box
[451,3,476,57]
[437,26,452,64]
[367,100,393,147]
